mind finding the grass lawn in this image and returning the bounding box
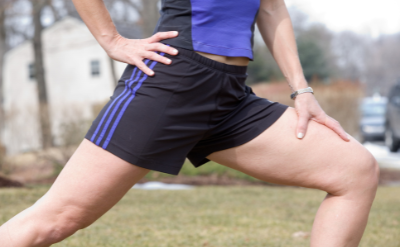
[0,185,399,246]
[144,160,262,182]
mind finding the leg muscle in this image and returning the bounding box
[0,139,150,246]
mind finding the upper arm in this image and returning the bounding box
[257,0,287,22]
[256,0,297,57]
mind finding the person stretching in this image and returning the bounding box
[0,0,378,246]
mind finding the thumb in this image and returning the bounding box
[296,115,309,139]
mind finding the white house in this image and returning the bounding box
[1,17,139,154]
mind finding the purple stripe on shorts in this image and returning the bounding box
[102,54,165,149]
[90,66,140,143]
[94,60,150,145]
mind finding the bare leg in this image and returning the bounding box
[207,108,379,246]
[0,139,150,246]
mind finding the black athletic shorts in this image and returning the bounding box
[85,46,289,175]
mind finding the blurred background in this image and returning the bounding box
[0,0,399,246]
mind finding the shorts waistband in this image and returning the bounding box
[172,46,248,75]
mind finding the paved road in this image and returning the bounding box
[364,142,400,170]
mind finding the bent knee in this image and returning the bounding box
[353,150,379,189]
[327,146,379,197]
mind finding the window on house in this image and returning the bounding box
[91,60,100,77]
[28,63,35,80]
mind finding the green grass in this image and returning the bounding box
[145,160,261,182]
[0,186,399,246]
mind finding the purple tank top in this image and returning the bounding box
[154,0,260,60]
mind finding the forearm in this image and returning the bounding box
[257,0,307,91]
[71,0,178,76]
[71,0,120,49]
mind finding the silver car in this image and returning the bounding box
[385,83,400,152]
[359,96,387,143]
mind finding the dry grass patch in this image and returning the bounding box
[251,80,364,136]
[0,186,398,246]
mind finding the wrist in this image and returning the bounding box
[294,92,314,100]
[291,87,314,100]
[97,31,123,52]
[287,76,308,91]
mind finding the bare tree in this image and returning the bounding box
[105,0,160,85]
[364,34,400,96]
[108,0,160,84]
[287,5,310,38]
[118,0,159,38]
[2,0,159,151]
[139,0,160,38]
[55,0,158,85]
[0,0,16,149]
[332,31,369,81]
[0,4,7,134]
[32,0,53,149]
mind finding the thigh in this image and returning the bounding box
[34,139,150,226]
[207,107,375,194]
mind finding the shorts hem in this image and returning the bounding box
[189,103,289,168]
[84,137,182,176]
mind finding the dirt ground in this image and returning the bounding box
[141,168,400,186]
[1,148,400,187]
[378,168,400,186]
[0,175,24,187]
[1,166,400,188]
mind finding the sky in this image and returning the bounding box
[285,0,400,37]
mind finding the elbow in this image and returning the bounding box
[259,0,287,16]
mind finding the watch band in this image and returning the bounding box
[290,87,314,100]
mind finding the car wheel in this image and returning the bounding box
[385,127,400,152]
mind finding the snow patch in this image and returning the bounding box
[132,181,194,190]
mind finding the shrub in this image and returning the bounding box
[251,80,364,136]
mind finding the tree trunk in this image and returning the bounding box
[140,0,160,38]
[32,0,53,149]
[109,56,118,86]
[0,6,6,134]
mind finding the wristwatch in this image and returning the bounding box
[290,87,314,100]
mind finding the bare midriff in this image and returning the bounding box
[195,51,249,66]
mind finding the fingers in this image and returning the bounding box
[146,31,179,43]
[127,32,179,76]
[296,115,309,139]
[134,59,154,76]
[143,51,171,65]
[324,116,350,142]
[297,112,350,142]
[294,93,350,142]
[146,42,178,56]
[133,50,173,76]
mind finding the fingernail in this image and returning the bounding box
[173,49,178,54]
[297,133,304,139]
[346,133,350,140]
[166,59,171,63]
[149,71,154,75]
[173,31,178,35]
